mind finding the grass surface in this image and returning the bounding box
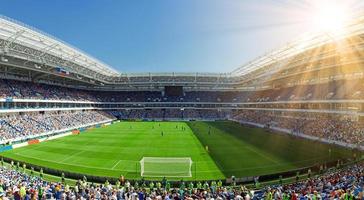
[0,121,353,180]
[188,121,353,178]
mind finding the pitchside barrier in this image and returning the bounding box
[27,139,40,145]
[2,121,114,148]
[0,145,12,152]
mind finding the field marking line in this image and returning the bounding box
[57,137,97,163]
[11,151,329,174]
[111,160,122,170]
[12,152,141,172]
[12,152,132,171]
[15,145,44,154]
[7,121,332,176]
[59,150,85,163]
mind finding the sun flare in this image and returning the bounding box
[309,0,352,34]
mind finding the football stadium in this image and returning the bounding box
[0,1,363,199]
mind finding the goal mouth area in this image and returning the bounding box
[140,157,193,163]
[140,157,193,178]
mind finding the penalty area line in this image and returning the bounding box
[59,150,85,163]
[111,160,122,170]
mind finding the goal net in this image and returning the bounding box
[140,157,193,177]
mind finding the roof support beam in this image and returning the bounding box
[3,30,25,51]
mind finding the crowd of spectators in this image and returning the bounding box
[1,78,364,103]
[0,111,114,142]
[0,162,362,199]
[109,109,227,121]
[1,108,363,147]
[257,163,364,199]
[0,79,96,101]
[1,78,363,148]
[232,110,364,146]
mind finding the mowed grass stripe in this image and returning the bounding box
[188,121,286,177]
[1,121,224,180]
[0,121,353,181]
[188,121,353,177]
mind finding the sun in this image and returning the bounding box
[309,0,352,34]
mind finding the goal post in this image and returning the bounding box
[140,157,193,177]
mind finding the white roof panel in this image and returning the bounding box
[0,15,120,77]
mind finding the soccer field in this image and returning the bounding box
[0,121,353,181]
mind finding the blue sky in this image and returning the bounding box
[1,0,362,73]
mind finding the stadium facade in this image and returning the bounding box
[0,14,364,149]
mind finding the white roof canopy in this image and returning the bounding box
[0,15,120,77]
[232,14,364,77]
[1,14,364,82]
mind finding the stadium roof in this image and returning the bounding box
[0,15,120,77]
[232,13,364,77]
[1,13,364,84]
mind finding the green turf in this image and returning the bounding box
[1,121,223,180]
[188,121,353,178]
[0,121,354,181]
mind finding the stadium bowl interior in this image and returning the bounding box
[0,10,363,199]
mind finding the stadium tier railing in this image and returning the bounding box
[3,98,364,104]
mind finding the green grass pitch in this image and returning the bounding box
[0,121,353,180]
